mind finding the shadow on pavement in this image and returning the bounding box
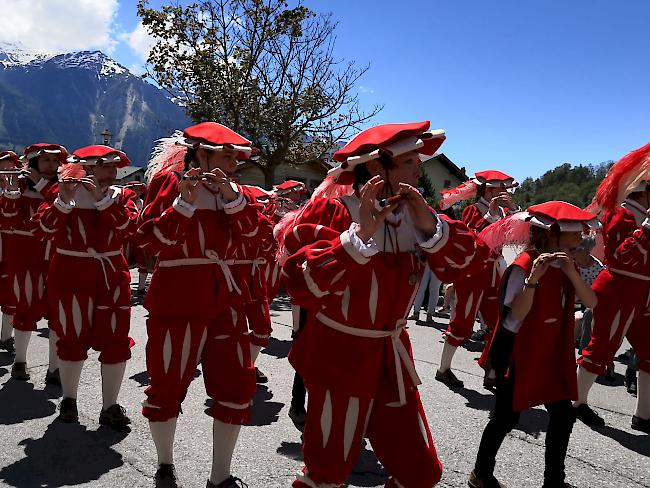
[516,408,549,438]
[0,421,127,487]
[270,295,292,312]
[35,326,50,339]
[263,337,292,359]
[454,387,494,411]
[129,370,151,387]
[0,379,56,424]
[0,352,14,367]
[248,385,283,426]
[589,425,650,456]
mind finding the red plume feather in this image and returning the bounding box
[478,212,531,252]
[58,163,86,179]
[439,180,477,210]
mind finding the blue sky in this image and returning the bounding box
[6,0,650,182]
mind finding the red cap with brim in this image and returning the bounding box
[24,143,68,163]
[473,170,517,188]
[0,151,20,166]
[527,201,600,232]
[179,122,254,161]
[275,180,307,194]
[69,145,131,168]
[329,121,446,185]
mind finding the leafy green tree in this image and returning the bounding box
[137,0,381,187]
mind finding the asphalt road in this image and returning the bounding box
[0,274,647,488]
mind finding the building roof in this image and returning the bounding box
[116,166,144,180]
[422,153,468,181]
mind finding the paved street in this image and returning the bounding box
[0,273,647,488]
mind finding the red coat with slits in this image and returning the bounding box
[282,195,489,399]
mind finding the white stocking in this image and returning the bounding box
[138,272,148,290]
[209,419,241,485]
[439,341,457,373]
[59,359,84,399]
[573,366,597,406]
[13,330,31,364]
[101,362,126,409]
[1,313,13,341]
[48,330,59,372]
[150,418,178,465]
[250,344,261,364]
[635,370,650,420]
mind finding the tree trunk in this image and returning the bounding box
[263,163,276,190]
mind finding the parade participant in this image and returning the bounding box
[33,145,138,428]
[1,144,67,382]
[469,202,599,488]
[125,181,151,295]
[409,261,441,323]
[0,151,21,352]
[137,122,270,488]
[280,121,490,488]
[436,171,518,388]
[575,142,650,432]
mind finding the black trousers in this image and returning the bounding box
[474,373,576,486]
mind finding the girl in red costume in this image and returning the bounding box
[280,121,490,488]
[436,171,518,389]
[2,144,67,383]
[469,202,599,488]
[34,145,139,428]
[137,122,270,488]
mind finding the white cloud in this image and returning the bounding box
[0,0,119,53]
[121,20,157,62]
[359,85,375,94]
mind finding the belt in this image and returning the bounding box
[609,268,650,282]
[56,247,121,288]
[315,312,421,406]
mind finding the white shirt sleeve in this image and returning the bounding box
[501,266,527,334]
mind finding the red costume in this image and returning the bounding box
[281,121,488,488]
[0,151,21,334]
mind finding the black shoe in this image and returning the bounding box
[483,371,497,391]
[99,403,131,430]
[288,405,307,432]
[471,328,488,343]
[155,464,182,488]
[207,476,249,488]
[575,403,605,427]
[0,337,14,353]
[58,397,79,423]
[45,368,61,386]
[631,415,650,434]
[624,369,637,396]
[436,368,464,388]
[604,363,617,383]
[255,367,268,384]
[11,361,29,381]
[468,470,507,488]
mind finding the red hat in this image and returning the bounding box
[275,180,307,195]
[473,170,517,187]
[527,201,599,231]
[179,122,253,160]
[69,145,131,168]
[330,121,446,185]
[0,151,20,166]
[24,143,68,163]
[440,170,517,210]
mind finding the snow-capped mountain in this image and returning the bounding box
[0,43,190,165]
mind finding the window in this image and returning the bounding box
[443,179,451,188]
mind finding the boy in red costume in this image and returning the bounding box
[137,122,270,488]
[2,144,67,383]
[575,143,650,433]
[469,202,599,488]
[280,121,489,488]
[34,145,138,428]
[436,171,518,389]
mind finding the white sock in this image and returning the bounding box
[13,330,31,364]
[209,419,242,485]
[1,313,13,341]
[48,330,59,373]
[101,362,126,410]
[250,344,261,363]
[150,418,178,465]
[439,341,457,373]
[291,305,301,333]
[635,370,650,420]
[138,272,148,290]
[59,360,84,399]
[573,366,598,406]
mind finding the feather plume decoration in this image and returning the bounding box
[594,142,650,213]
[58,163,86,179]
[439,180,478,210]
[478,212,531,252]
[145,131,188,182]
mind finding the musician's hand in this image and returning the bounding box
[59,181,78,204]
[204,168,237,202]
[80,175,104,201]
[398,183,437,235]
[22,168,42,185]
[180,167,202,204]
[356,176,399,242]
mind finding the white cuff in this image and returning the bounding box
[34,178,48,193]
[54,196,74,213]
[94,194,115,210]
[420,217,450,254]
[339,225,377,264]
[3,190,21,200]
[483,210,500,224]
[172,196,196,218]
[223,193,246,214]
[643,218,650,230]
